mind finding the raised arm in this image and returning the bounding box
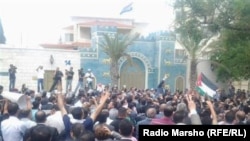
[26,96,33,110]
[56,82,67,116]
[187,95,202,125]
[90,91,110,122]
[206,100,217,125]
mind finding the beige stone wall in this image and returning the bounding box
[0,47,81,93]
[233,80,249,91]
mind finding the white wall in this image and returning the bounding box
[0,47,81,93]
[197,60,227,89]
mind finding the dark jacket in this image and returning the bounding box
[23,123,59,141]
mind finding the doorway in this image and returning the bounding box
[175,76,184,93]
[44,70,55,91]
[120,58,145,90]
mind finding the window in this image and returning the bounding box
[175,49,185,57]
[174,49,186,63]
[65,33,74,42]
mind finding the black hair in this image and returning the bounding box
[30,125,51,141]
[119,119,133,137]
[7,102,19,116]
[71,107,83,120]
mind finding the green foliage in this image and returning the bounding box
[99,33,139,61]
[175,0,250,82]
[174,0,220,88]
[209,0,250,81]
[174,0,220,58]
[213,30,250,81]
[99,32,139,86]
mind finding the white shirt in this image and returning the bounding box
[85,72,94,82]
[68,114,85,124]
[94,117,113,126]
[37,68,45,79]
[20,118,37,129]
[46,111,65,134]
[1,116,27,141]
[74,100,83,107]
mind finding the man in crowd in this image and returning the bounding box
[8,64,17,91]
[36,66,44,93]
[85,69,95,90]
[73,68,85,96]
[65,67,74,93]
[49,67,63,92]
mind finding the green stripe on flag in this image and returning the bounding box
[196,73,218,98]
[195,86,206,96]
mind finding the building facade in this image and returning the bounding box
[45,16,187,92]
[0,47,81,93]
[1,17,248,93]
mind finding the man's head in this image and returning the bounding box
[225,110,235,124]
[236,110,246,122]
[118,107,127,118]
[159,104,167,112]
[163,105,174,117]
[71,107,84,120]
[119,119,133,137]
[70,123,85,139]
[35,110,47,123]
[30,125,52,141]
[109,108,118,120]
[18,109,31,119]
[173,110,186,123]
[94,124,111,140]
[146,108,156,118]
[96,109,109,124]
[176,103,187,112]
[7,102,19,116]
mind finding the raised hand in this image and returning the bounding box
[99,91,110,105]
[186,95,196,111]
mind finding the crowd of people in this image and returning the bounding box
[1,64,250,141]
[8,64,95,94]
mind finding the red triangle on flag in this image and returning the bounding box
[196,73,202,86]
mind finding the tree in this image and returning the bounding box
[99,33,139,87]
[174,0,220,89]
[0,19,6,44]
[209,0,250,81]
[175,0,250,87]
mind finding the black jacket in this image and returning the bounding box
[23,123,59,141]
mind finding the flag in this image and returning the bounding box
[120,2,133,15]
[195,73,218,98]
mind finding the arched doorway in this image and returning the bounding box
[120,58,145,90]
[175,76,184,93]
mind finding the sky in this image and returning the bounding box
[0,0,175,47]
